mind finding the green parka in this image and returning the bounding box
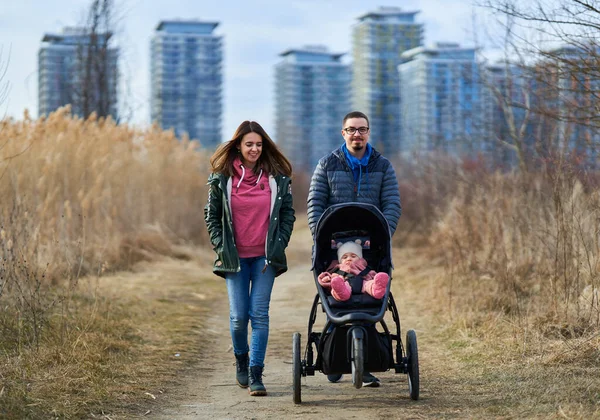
[204,172,295,278]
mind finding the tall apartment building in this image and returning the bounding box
[483,47,600,168]
[398,42,484,157]
[150,20,223,148]
[274,45,350,173]
[38,27,118,119]
[351,7,423,157]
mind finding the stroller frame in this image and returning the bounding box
[292,203,419,403]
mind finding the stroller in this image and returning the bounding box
[292,203,419,403]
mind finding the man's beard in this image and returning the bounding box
[351,141,364,151]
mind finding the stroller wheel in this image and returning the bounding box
[351,327,364,389]
[292,332,302,404]
[406,329,420,400]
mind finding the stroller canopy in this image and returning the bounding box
[312,202,392,274]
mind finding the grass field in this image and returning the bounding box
[1,110,599,417]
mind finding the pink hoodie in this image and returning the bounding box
[230,157,271,258]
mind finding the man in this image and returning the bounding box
[307,110,401,235]
[307,110,401,387]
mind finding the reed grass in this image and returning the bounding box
[418,156,600,360]
[0,108,213,417]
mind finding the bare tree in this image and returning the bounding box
[0,45,10,113]
[71,0,119,120]
[479,0,600,167]
[476,11,537,172]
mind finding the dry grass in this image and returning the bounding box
[2,105,599,416]
[430,170,600,326]
[0,107,210,280]
[393,245,600,419]
[1,249,221,419]
[0,108,214,417]
[392,153,600,417]
[403,157,600,376]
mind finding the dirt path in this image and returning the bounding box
[127,216,599,419]
[154,219,455,419]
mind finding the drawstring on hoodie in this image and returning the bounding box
[236,165,246,192]
[236,163,263,192]
[342,143,372,197]
[358,165,362,195]
[356,162,369,196]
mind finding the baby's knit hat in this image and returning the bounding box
[336,240,363,261]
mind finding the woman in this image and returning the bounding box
[204,120,295,396]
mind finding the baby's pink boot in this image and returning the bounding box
[370,272,389,299]
[331,276,351,301]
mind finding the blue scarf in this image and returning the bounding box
[342,143,372,194]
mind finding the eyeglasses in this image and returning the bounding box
[343,126,369,135]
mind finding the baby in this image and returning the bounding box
[317,240,389,302]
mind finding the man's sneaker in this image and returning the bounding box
[327,373,343,383]
[234,353,249,388]
[249,365,267,396]
[362,372,381,387]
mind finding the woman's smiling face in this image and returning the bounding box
[238,132,263,168]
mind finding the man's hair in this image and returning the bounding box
[342,111,370,127]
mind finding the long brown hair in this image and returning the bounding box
[209,120,293,177]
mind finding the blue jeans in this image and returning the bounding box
[225,256,275,368]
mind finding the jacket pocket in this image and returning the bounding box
[268,228,287,273]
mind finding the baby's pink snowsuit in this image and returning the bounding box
[317,257,389,302]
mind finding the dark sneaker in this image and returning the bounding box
[362,372,381,388]
[234,353,249,388]
[249,365,267,396]
[327,374,343,383]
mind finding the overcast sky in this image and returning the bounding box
[0,0,500,140]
